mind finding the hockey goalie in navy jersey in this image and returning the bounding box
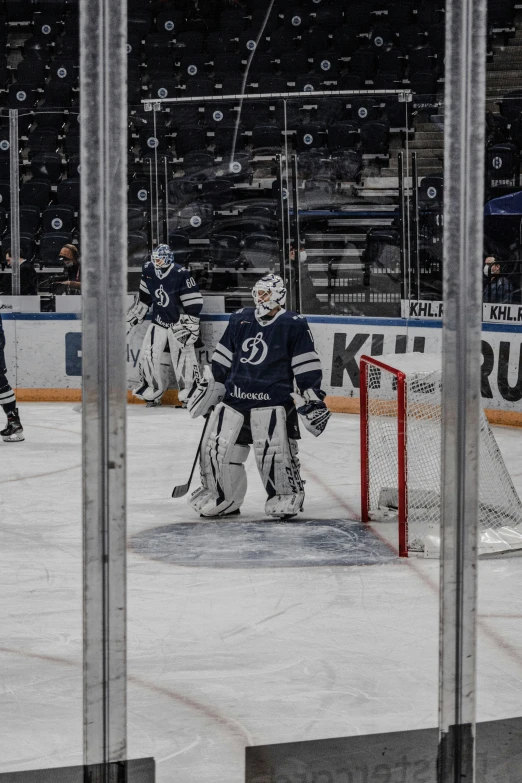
[126,244,203,405]
[185,274,331,520]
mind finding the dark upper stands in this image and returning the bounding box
[0,0,519,311]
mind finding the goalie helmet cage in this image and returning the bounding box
[359,353,522,557]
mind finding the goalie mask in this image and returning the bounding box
[252,274,287,318]
[151,244,175,271]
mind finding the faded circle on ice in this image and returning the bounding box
[129,519,396,568]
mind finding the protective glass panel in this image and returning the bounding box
[292,91,412,317]
[476,14,522,776]
[1,97,83,779]
[130,97,286,315]
[125,14,439,783]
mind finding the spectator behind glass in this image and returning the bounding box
[59,244,81,293]
[6,248,38,296]
[483,255,514,304]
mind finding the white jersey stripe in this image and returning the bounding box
[180,292,203,303]
[293,360,322,376]
[291,350,319,367]
[215,342,233,360]
[213,351,232,369]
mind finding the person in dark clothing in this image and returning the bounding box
[58,244,81,293]
[483,256,514,304]
[6,250,38,296]
[0,310,23,441]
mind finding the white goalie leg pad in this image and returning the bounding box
[188,403,250,517]
[167,333,202,400]
[134,323,169,401]
[251,407,305,518]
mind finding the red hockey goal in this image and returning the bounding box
[360,353,522,557]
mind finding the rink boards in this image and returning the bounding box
[1,311,522,425]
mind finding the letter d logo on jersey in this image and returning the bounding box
[155,285,170,308]
[241,332,268,365]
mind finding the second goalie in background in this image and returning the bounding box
[185,274,331,520]
[126,244,203,406]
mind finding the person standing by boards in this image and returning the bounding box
[0,301,24,442]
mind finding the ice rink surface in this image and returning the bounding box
[2,403,522,782]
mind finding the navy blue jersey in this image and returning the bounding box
[212,307,324,411]
[139,260,203,327]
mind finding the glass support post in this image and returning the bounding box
[79,0,128,774]
[9,109,20,298]
[438,0,487,778]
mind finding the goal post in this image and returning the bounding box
[360,355,409,556]
[360,353,522,558]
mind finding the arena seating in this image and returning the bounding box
[0,0,519,311]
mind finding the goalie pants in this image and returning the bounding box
[0,329,16,414]
[189,402,305,519]
[134,322,200,402]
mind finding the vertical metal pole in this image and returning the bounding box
[80,0,128,775]
[164,156,169,245]
[397,151,407,301]
[276,153,287,282]
[291,154,302,314]
[9,109,20,298]
[438,0,486,777]
[411,152,420,301]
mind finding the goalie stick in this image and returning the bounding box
[171,411,212,498]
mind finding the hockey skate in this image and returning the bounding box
[146,398,162,408]
[1,409,24,443]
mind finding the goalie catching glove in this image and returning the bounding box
[126,295,149,331]
[186,364,225,418]
[291,389,331,437]
[170,315,200,348]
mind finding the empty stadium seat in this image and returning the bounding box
[360,121,390,154]
[129,178,151,207]
[251,124,282,152]
[57,178,81,211]
[328,122,359,151]
[331,148,363,181]
[19,206,41,237]
[418,174,444,207]
[42,204,75,233]
[296,123,327,152]
[175,126,208,157]
[30,152,63,184]
[21,179,52,209]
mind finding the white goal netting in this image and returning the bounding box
[362,353,522,556]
